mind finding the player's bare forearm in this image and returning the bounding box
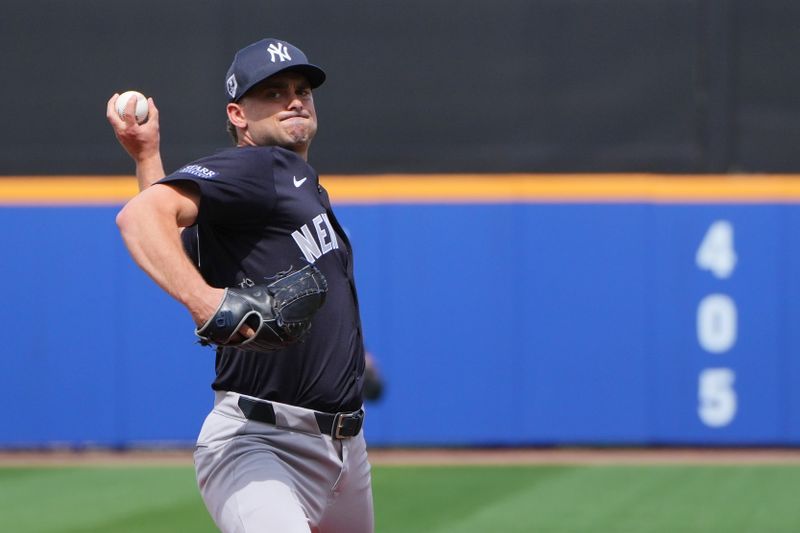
[116,184,222,324]
[135,153,166,191]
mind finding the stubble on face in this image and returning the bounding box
[277,115,316,148]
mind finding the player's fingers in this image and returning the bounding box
[106,94,122,124]
[146,97,159,124]
[227,324,255,344]
[238,324,256,338]
[121,94,138,126]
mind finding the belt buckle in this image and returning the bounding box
[332,410,363,439]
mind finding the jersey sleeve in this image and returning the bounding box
[157,147,277,225]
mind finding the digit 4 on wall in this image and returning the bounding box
[696,220,737,279]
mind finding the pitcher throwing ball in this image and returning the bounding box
[109,38,374,532]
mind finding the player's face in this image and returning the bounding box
[236,72,318,156]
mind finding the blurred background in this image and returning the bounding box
[2,0,800,449]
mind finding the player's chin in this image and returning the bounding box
[277,137,312,154]
[282,127,316,147]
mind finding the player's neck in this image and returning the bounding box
[236,141,309,161]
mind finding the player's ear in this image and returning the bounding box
[227,102,247,129]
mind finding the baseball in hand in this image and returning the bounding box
[116,90,149,124]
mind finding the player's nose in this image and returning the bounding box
[287,97,305,112]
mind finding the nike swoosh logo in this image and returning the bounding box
[293,176,308,187]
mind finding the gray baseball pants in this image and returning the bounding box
[194,391,374,533]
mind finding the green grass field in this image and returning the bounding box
[2,464,799,532]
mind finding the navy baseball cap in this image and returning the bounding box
[225,38,326,102]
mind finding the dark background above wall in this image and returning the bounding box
[2,0,799,175]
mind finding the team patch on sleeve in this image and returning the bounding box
[176,164,219,180]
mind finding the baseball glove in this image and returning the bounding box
[195,264,328,352]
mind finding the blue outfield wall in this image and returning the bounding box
[1,202,798,447]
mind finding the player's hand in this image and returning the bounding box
[190,287,257,341]
[106,93,161,163]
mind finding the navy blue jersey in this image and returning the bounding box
[160,146,365,412]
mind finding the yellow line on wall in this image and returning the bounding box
[324,174,800,203]
[2,174,800,205]
[0,177,138,205]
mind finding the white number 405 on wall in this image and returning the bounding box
[695,219,738,429]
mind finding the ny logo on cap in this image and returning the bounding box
[267,42,291,63]
[226,74,238,98]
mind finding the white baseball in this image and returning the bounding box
[116,90,149,124]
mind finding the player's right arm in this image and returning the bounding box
[115,182,223,325]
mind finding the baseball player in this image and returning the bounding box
[107,38,374,532]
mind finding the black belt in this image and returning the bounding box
[237,396,364,439]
